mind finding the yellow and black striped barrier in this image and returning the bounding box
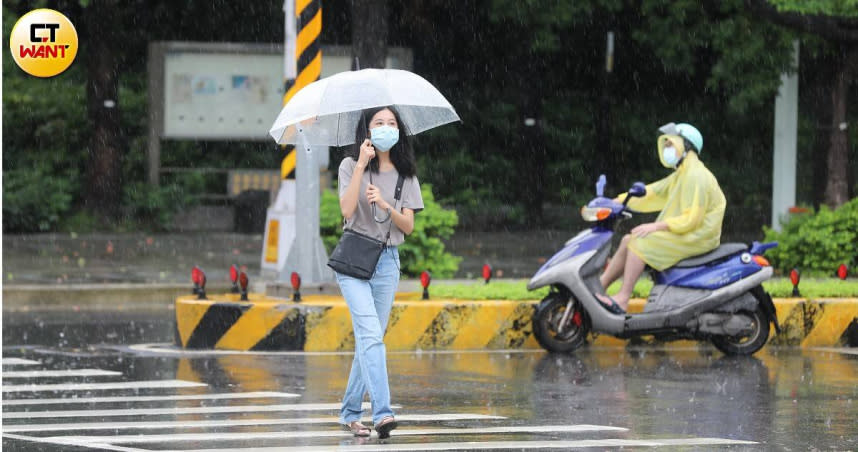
[281,0,322,180]
[175,295,858,352]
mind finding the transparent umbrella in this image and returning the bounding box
[268,68,460,146]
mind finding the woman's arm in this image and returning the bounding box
[365,184,416,235]
[390,207,415,235]
[340,140,375,219]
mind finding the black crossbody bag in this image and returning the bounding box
[327,174,405,280]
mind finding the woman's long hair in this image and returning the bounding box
[347,106,417,178]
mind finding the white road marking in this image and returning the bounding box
[48,425,628,444]
[2,402,401,419]
[2,379,207,393]
[808,347,858,356]
[2,433,147,452]
[129,343,545,357]
[2,358,41,366]
[2,369,123,378]
[2,413,506,433]
[2,391,300,406]
[149,438,759,451]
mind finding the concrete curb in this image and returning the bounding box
[2,283,234,310]
[175,294,858,351]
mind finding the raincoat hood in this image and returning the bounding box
[657,134,688,169]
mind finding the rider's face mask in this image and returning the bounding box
[657,134,685,169]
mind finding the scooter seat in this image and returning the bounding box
[671,243,748,268]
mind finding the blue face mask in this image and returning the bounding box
[370,125,399,151]
[662,146,680,167]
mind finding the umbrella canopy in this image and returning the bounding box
[268,68,460,146]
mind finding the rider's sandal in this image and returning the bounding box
[598,295,626,315]
[344,421,371,437]
[375,416,398,439]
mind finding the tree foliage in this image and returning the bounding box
[3,1,856,237]
[320,184,461,277]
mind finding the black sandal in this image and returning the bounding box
[375,416,398,439]
[344,421,371,437]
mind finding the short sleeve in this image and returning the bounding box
[401,176,424,214]
[338,158,356,197]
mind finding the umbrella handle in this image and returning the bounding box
[372,203,391,223]
[369,170,391,223]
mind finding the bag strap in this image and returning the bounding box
[394,174,405,201]
[384,174,406,245]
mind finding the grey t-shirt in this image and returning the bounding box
[338,157,424,247]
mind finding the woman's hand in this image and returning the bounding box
[366,184,390,210]
[631,222,668,238]
[358,139,375,168]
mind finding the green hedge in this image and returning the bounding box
[320,183,462,277]
[763,198,858,276]
[427,278,858,300]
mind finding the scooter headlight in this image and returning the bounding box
[581,206,611,222]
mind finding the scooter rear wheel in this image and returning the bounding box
[532,293,590,353]
[710,307,770,356]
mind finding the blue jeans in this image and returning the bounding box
[335,246,399,424]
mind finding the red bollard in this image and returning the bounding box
[239,271,249,301]
[291,272,302,302]
[790,269,800,297]
[482,264,492,284]
[420,271,431,300]
[229,264,240,293]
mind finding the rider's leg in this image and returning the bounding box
[599,234,631,290]
[612,249,646,309]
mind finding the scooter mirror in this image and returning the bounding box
[628,182,646,197]
[596,174,606,197]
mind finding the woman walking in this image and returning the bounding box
[336,106,424,438]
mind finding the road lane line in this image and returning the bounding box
[48,425,630,444]
[1,414,505,433]
[2,391,300,406]
[166,438,758,451]
[2,369,123,378]
[1,402,402,419]
[2,379,207,393]
[2,433,147,452]
[2,358,41,366]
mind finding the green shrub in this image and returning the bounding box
[121,173,205,230]
[762,198,858,276]
[429,277,858,301]
[320,183,462,277]
[2,163,77,232]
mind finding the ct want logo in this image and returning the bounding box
[9,9,78,78]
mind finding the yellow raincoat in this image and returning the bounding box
[618,137,726,271]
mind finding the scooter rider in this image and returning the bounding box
[596,122,727,314]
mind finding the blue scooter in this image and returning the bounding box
[528,175,780,356]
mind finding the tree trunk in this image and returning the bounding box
[807,56,834,210]
[823,45,857,208]
[351,0,388,69]
[84,0,123,221]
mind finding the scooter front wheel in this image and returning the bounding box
[532,293,590,353]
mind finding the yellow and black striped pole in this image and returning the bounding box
[281,0,322,180]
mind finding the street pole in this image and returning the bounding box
[283,0,332,285]
[771,40,799,231]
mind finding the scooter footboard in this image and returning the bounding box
[624,267,774,333]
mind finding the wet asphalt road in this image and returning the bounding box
[2,309,857,451]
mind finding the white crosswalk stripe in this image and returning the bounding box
[2,379,207,392]
[2,402,401,419]
[1,358,758,451]
[2,368,123,378]
[2,391,301,406]
[1,358,41,366]
[47,425,629,445]
[0,414,507,433]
